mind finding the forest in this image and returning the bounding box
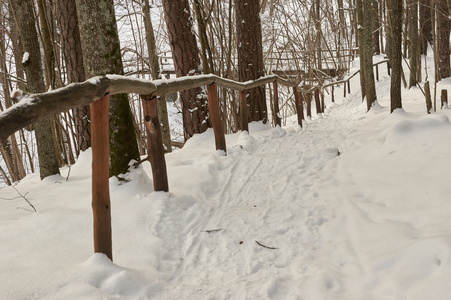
[1,0,449,186]
[2,0,451,299]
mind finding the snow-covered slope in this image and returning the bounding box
[2,61,451,299]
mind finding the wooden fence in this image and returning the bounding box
[0,60,390,260]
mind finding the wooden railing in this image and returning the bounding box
[0,59,391,260]
[0,73,301,261]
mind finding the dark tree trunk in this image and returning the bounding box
[9,0,60,180]
[437,0,450,80]
[409,0,420,88]
[162,0,210,141]
[36,0,55,89]
[143,0,172,152]
[420,0,432,54]
[56,0,91,153]
[8,4,26,92]
[75,0,140,177]
[357,0,366,100]
[389,0,403,112]
[359,0,377,110]
[372,0,381,55]
[235,0,267,123]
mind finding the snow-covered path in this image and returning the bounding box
[148,94,367,299]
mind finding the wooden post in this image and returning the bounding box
[387,61,391,76]
[207,83,227,152]
[375,64,379,81]
[314,89,321,114]
[441,89,448,108]
[306,93,312,118]
[293,87,303,127]
[141,95,169,192]
[91,93,112,261]
[331,86,335,102]
[424,81,433,113]
[299,91,305,121]
[320,90,325,112]
[239,90,248,132]
[347,80,351,94]
[344,82,347,98]
[273,81,281,127]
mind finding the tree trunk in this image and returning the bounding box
[389,0,403,112]
[356,0,366,100]
[235,0,267,123]
[315,0,322,71]
[359,0,377,110]
[409,0,420,88]
[193,0,214,74]
[9,0,60,180]
[372,0,381,55]
[162,0,210,141]
[75,0,140,177]
[36,0,55,89]
[437,0,450,80]
[56,0,91,154]
[0,5,26,183]
[420,0,432,54]
[143,0,172,152]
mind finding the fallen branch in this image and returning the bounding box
[0,186,36,212]
[202,229,223,233]
[255,240,279,250]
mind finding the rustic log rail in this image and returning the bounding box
[0,73,299,261]
[0,59,389,260]
[0,74,298,143]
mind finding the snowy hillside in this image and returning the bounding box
[2,59,451,299]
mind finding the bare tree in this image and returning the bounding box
[388,0,403,112]
[420,0,432,54]
[409,0,421,88]
[75,0,140,177]
[56,0,91,154]
[235,0,267,124]
[162,0,210,140]
[9,0,60,180]
[142,0,172,152]
[357,0,377,109]
[437,0,450,80]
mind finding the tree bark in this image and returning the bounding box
[389,0,403,112]
[56,0,91,154]
[143,0,172,152]
[235,0,267,123]
[356,0,366,100]
[162,0,210,141]
[409,0,420,88]
[420,0,432,54]
[75,0,140,177]
[9,0,60,180]
[372,0,381,54]
[437,0,450,80]
[360,0,378,110]
[36,0,55,89]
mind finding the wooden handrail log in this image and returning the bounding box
[322,59,390,90]
[0,73,299,143]
[0,75,157,143]
[151,75,216,96]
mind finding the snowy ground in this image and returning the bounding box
[2,58,451,299]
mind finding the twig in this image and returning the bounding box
[12,186,36,212]
[202,229,223,233]
[255,240,279,250]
